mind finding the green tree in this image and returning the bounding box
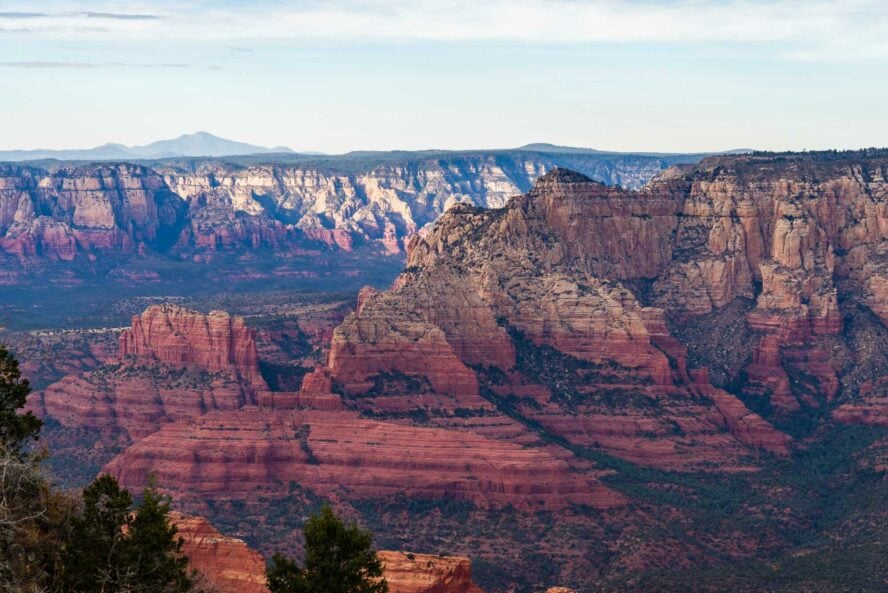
[123,483,193,593]
[62,475,195,593]
[62,474,134,593]
[267,506,387,593]
[0,347,73,593]
[0,346,41,456]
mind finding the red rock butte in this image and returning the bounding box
[119,304,264,387]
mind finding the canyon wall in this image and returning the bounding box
[0,151,699,263]
[323,152,888,467]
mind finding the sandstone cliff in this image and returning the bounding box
[320,167,798,469]
[322,152,888,455]
[40,304,267,440]
[0,150,699,264]
[378,551,485,593]
[105,409,622,511]
[172,513,270,593]
[119,304,264,387]
[0,163,184,260]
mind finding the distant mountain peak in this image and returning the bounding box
[0,132,294,162]
[130,132,293,158]
[519,143,604,154]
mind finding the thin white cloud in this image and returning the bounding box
[0,60,194,68]
[0,60,96,68]
[0,12,50,18]
[82,11,162,20]
[1,0,886,60]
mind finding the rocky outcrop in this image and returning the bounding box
[119,304,264,387]
[171,513,270,593]
[0,163,184,260]
[171,514,487,593]
[320,167,794,469]
[40,304,266,439]
[105,409,623,511]
[378,551,485,593]
[321,153,888,459]
[42,364,256,440]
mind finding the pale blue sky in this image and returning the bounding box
[1,1,886,153]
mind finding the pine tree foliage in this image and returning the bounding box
[0,346,41,456]
[267,506,387,593]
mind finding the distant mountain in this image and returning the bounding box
[518,143,605,154]
[0,131,294,161]
[518,142,755,157]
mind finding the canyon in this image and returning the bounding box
[11,149,888,592]
[0,148,704,274]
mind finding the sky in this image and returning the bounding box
[1,0,886,154]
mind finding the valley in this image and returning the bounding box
[3,149,888,592]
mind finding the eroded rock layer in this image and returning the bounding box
[172,513,270,593]
[0,151,694,263]
[379,551,485,593]
[119,304,264,387]
[105,409,622,511]
[39,304,266,439]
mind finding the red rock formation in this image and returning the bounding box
[120,304,264,387]
[171,513,270,593]
[1,154,683,265]
[0,217,79,261]
[0,163,184,260]
[300,227,355,251]
[40,304,267,439]
[170,514,487,593]
[42,367,255,440]
[258,368,344,411]
[378,551,485,593]
[320,168,791,471]
[105,409,623,511]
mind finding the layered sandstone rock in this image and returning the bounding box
[105,409,623,511]
[0,152,693,263]
[379,551,485,593]
[171,513,270,593]
[119,304,264,387]
[321,168,792,470]
[0,163,184,260]
[42,365,255,440]
[40,304,267,439]
[323,154,888,457]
